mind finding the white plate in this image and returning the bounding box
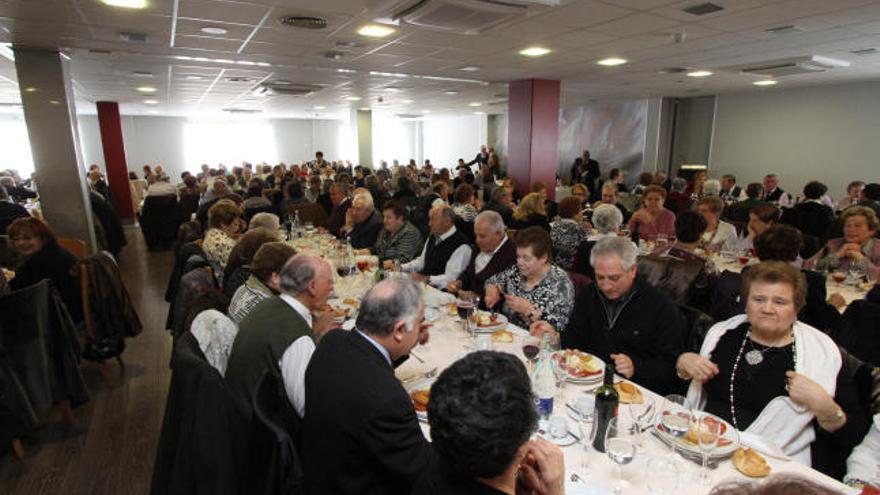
[655,411,739,458]
[565,479,612,495]
[424,307,440,322]
[471,311,508,333]
[537,430,579,447]
[552,350,606,384]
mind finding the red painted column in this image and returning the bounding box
[96,101,135,219]
[507,79,560,199]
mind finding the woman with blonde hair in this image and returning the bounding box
[512,192,550,231]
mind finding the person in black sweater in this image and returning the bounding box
[411,351,565,495]
[0,185,30,235]
[7,217,82,323]
[781,181,835,240]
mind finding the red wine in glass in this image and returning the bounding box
[357,260,370,272]
[456,300,474,320]
[522,344,540,362]
[337,265,351,277]
[737,256,749,266]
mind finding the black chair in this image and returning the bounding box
[454,216,475,244]
[677,303,714,353]
[244,204,277,223]
[246,371,304,495]
[637,254,708,309]
[178,193,200,224]
[141,195,182,250]
[834,300,880,367]
[151,332,242,495]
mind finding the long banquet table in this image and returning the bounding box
[291,234,855,494]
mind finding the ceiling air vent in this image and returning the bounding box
[278,15,328,29]
[323,51,345,60]
[682,2,724,16]
[252,82,324,97]
[120,32,148,42]
[222,108,262,114]
[765,25,804,35]
[659,67,691,74]
[851,47,878,56]
[736,56,850,77]
[379,0,558,35]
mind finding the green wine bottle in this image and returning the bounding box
[591,364,619,452]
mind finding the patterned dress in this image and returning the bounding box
[487,264,575,331]
[550,218,589,270]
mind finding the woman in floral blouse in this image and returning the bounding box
[203,199,244,283]
[550,196,589,270]
[484,226,574,330]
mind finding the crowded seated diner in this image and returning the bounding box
[4,9,880,489]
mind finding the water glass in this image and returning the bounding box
[693,412,720,485]
[646,457,679,495]
[626,396,656,451]
[577,408,599,475]
[604,417,636,495]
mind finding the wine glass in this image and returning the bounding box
[576,408,599,475]
[656,233,669,251]
[660,395,692,461]
[692,412,720,485]
[646,456,679,494]
[550,354,568,401]
[521,336,541,371]
[848,264,866,288]
[626,396,656,451]
[604,417,636,495]
[456,294,478,340]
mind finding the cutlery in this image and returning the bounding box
[409,350,425,363]
[402,367,438,384]
[570,473,585,484]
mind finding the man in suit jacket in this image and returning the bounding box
[448,210,516,301]
[225,255,336,421]
[581,150,601,198]
[302,278,432,495]
[323,183,350,237]
[341,191,384,249]
[465,144,489,168]
[720,174,746,202]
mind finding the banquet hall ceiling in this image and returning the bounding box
[1,0,880,117]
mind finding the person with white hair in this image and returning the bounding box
[342,190,384,249]
[225,254,337,419]
[703,179,722,197]
[147,173,177,196]
[248,212,280,235]
[402,204,472,289]
[302,278,431,495]
[532,236,685,395]
[447,210,516,300]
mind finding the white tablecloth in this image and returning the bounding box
[390,285,853,495]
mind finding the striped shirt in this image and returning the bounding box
[228,275,274,324]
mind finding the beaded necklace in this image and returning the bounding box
[728,327,796,430]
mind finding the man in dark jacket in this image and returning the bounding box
[323,183,350,237]
[341,191,383,249]
[533,236,684,395]
[448,210,515,302]
[0,186,29,234]
[302,278,432,495]
[781,181,834,239]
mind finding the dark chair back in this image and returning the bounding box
[286,202,328,229]
[178,193,200,224]
[835,300,880,367]
[567,271,591,300]
[454,216,475,244]
[677,303,713,353]
[637,254,705,306]
[247,371,304,495]
[244,204,277,223]
[141,195,182,250]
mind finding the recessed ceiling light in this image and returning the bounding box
[753,80,777,86]
[597,57,627,66]
[473,111,484,115]
[401,99,414,104]
[143,99,159,105]
[313,106,326,110]
[357,24,396,38]
[337,68,357,74]
[132,70,153,77]
[345,96,362,101]
[184,75,204,80]
[101,0,147,9]
[255,62,271,67]
[444,90,459,95]
[236,60,257,66]
[468,102,482,107]
[24,87,37,93]
[687,70,713,77]
[519,46,551,57]
[136,86,157,93]
[358,107,371,111]
[200,26,228,35]
[459,66,480,72]
[421,109,431,113]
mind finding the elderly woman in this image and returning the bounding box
[451,184,478,222]
[222,227,279,299]
[703,179,721,197]
[484,227,574,331]
[203,199,243,281]
[550,196,588,270]
[373,199,423,264]
[228,242,297,324]
[7,217,82,322]
[677,262,857,465]
[569,183,589,207]
[573,204,623,277]
[628,185,675,241]
[696,196,738,251]
[806,206,880,280]
[511,192,550,231]
[666,177,692,214]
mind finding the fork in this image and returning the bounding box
[402,367,438,384]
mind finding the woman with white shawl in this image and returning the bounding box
[676,261,847,465]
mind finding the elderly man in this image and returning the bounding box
[532,237,684,395]
[225,254,337,420]
[227,242,296,323]
[447,210,515,300]
[761,173,792,207]
[323,183,351,237]
[402,204,471,289]
[302,278,432,495]
[720,174,745,202]
[147,174,177,196]
[0,176,36,202]
[342,191,383,249]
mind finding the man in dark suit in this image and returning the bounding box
[720,174,745,202]
[580,149,601,198]
[341,191,383,249]
[448,210,516,302]
[225,255,336,422]
[723,182,766,223]
[322,183,350,237]
[465,144,489,169]
[302,278,432,495]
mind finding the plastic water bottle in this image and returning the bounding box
[532,333,557,420]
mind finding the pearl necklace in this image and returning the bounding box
[728,328,797,430]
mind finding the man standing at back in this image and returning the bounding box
[302,278,432,495]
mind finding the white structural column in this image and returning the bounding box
[14,48,96,251]
[354,108,373,168]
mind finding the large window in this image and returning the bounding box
[184,120,278,168]
[0,116,35,176]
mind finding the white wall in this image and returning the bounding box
[422,115,485,169]
[78,115,348,180]
[710,81,880,198]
